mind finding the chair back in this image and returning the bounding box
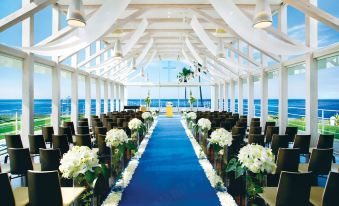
[251,117,260,122]
[323,172,339,206]
[58,126,73,144]
[250,121,260,127]
[293,135,311,154]
[236,121,247,128]
[248,134,265,146]
[76,134,92,148]
[285,126,298,142]
[232,127,246,137]
[308,148,333,175]
[98,134,110,156]
[0,173,15,206]
[79,118,88,122]
[52,134,69,155]
[77,126,90,135]
[63,122,75,136]
[276,171,312,206]
[265,126,279,144]
[317,134,334,149]
[42,126,54,143]
[276,148,300,174]
[8,148,33,175]
[27,170,63,206]
[5,134,23,149]
[78,121,89,127]
[39,148,61,171]
[249,127,262,135]
[95,127,108,141]
[28,135,46,155]
[264,121,276,135]
[93,174,110,205]
[271,134,289,156]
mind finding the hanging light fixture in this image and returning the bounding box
[202,56,208,72]
[253,0,272,29]
[112,39,123,60]
[131,57,136,70]
[67,0,86,27]
[216,38,225,60]
[140,66,145,77]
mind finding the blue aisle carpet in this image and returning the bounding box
[119,116,221,206]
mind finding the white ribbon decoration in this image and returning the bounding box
[24,0,131,56]
[209,0,311,56]
[122,19,148,56]
[185,37,203,63]
[191,16,217,56]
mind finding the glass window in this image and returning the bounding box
[60,70,71,123]
[78,75,86,117]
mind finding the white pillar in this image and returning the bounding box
[96,78,101,115]
[278,4,287,34]
[95,41,101,75]
[115,83,120,111]
[51,64,61,133]
[120,85,125,111]
[71,55,78,129]
[104,80,108,114]
[110,82,115,112]
[305,55,319,146]
[21,0,34,147]
[247,75,254,124]
[223,81,228,112]
[260,71,268,126]
[278,64,288,134]
[211,85,218,112]
[230,80,235,113]
[305,0,318,48]
[124,86,128,106]
[238,78,243,115]
[219,83,223,112]
[85,76,91,120]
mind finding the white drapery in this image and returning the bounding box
[122,19,148,56]
[209,0,311,56]
[24,0,131,56]
[185,37,203,63]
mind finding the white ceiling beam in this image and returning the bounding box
[0,0,56,32]
[225,43,260,67]
[78,44,114,68]
[284,0,339,31]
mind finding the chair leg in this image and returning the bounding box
[4,155,9,163]
[332,155,336,163]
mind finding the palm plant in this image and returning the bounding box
[177,67,194,106]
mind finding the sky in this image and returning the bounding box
[0,0,339,100]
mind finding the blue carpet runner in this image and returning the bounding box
[119,116,221,206]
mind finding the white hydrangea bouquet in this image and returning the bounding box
[197,118,211,131]
[142,112,153,130]
[186,112,197,129]
[197,118,212,152]
[209,128,232,153]
[128,118,146,147]
[226,144,276,201]
[59,146,106,185]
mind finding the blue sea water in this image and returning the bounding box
[0,99,338,119]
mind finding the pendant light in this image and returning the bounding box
[131,57,136,70]
[67,0,86,27]
[253,0,272,29]
[140,66,144,77]
[112,39,123,60]
[202,56,208,72]
[216,38,225,60]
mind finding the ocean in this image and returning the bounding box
[0,99,338,119]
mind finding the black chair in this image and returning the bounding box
[27,170,63,206]
[95,127,107,141]
[63,122,75,136]
[39,148,61,171]
[285,126,298,142]
[250,121,261,127]
[79,118,88,122]
[265,126,279,145]
[52,134,69,155]
[78,121,89,127]
[264,121,276,135]
[28,135,46,155]
[59,126,73,144]
[0,173,15,206]
[4,134,23,163]
[93,173,110,205]
[320,171,339,206]
[76,134,92,148]
[8,148,33,183]
[271,134,289,157]
[307,148,333,176]
[42,126,54,145]
[248,134,265,146]
[98,134,110,158]
[77,126,90,135]
[251,118,260,122]
[316,134,334,149]
[232,127,246,139]
[293,134,311,156]
[249,127,262,135]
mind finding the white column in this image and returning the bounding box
[21,0,34,147]
[210,85,218,112]
[278,4,287,34]
[219,83,223,112]
[115,83,120,111]
[305,0,318,48]
[120,85,125,111]
[124,86,128,106]
[95,41,101,75]
[51,64,61,133]
[260,71,268,126]
[104,80,108,114]
[223,81,228,112]
[230,80,235,113]
[278,64,288,134]
[71,55,78,129]
[238,78,243,115]
[96,78,101,115]
[247,75,254,124]
[110,82,115,112]
[85,76,91,120]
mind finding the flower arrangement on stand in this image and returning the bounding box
[151,109,158,118]
[59,146,107,205]
[189,90,196,111]
[142,111,153,131]
[186,111,197,129]
[145,91,151,111]
[128,118,146,155]
[197,118,211,154]
[226,144,276,204]
[106,129,129,178]
[208,128,232,175]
